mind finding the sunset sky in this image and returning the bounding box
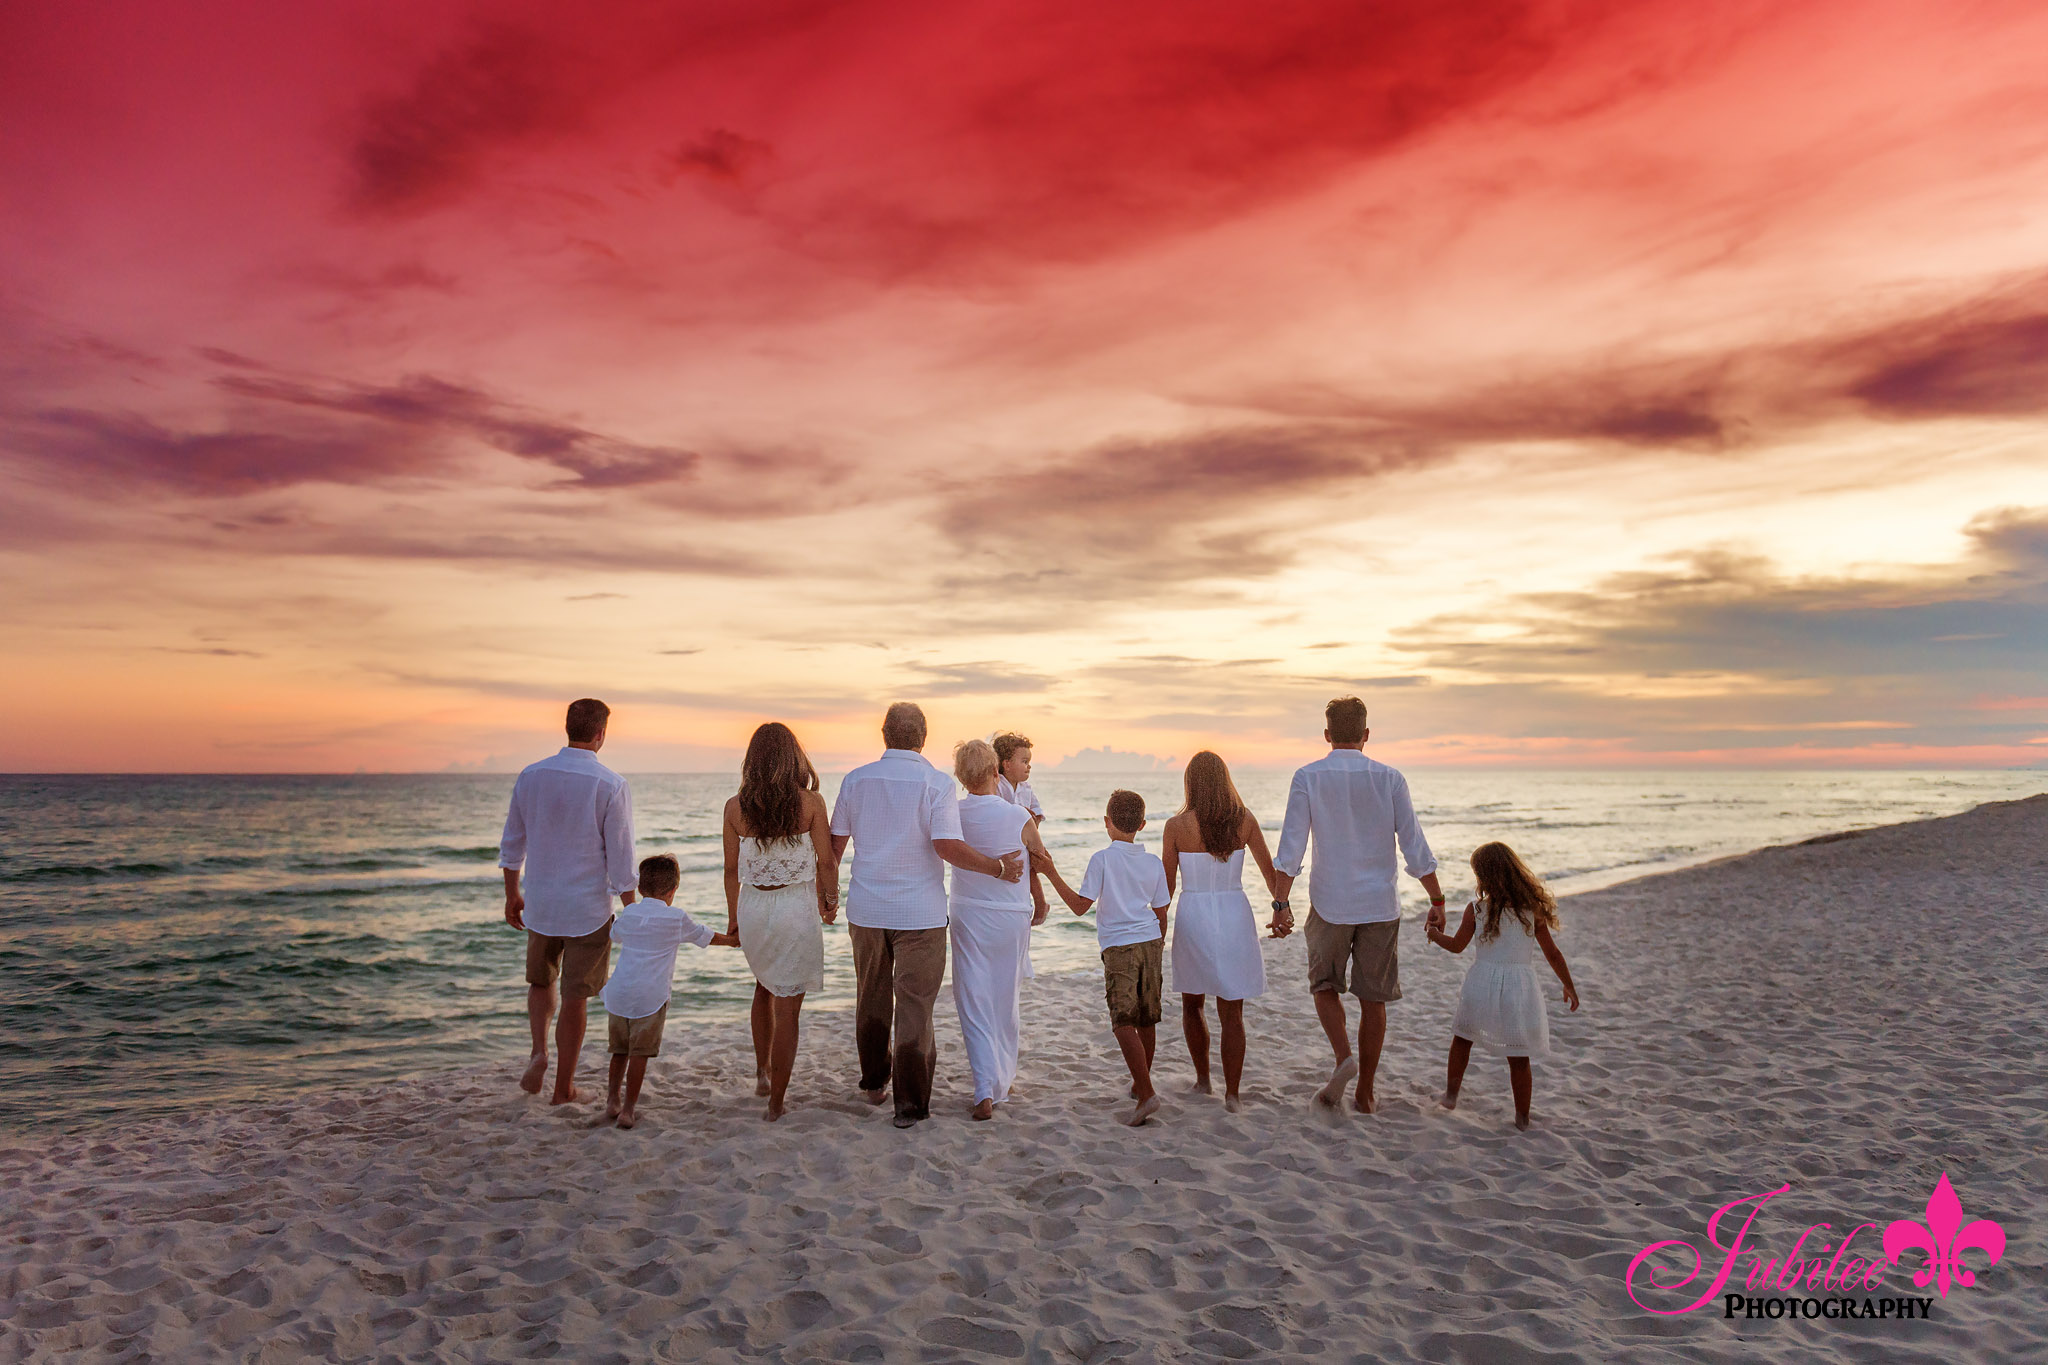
[4,0,2047,773]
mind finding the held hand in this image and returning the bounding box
[819,900,838,926]
[1028,848,1056,876]
[997,851,1025,883]
[1563,983,1580,1012]
[1426,905,1447,935]
[503,892,525,930]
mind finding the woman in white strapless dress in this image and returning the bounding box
[1427,841,1580,1130]
[948,739,1056,1120]
[722,722,839,1121]
[1159,751,1285,1111]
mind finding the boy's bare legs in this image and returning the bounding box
[522,984,554,1093]
[765,994,803,1121]
[1442,1035,1473,1110]
[751,984,773,1096]
[1508,1056,1533,1129]
[1312,989,1359,1106]
[551,997,590,1104]
[605,1053,627,1121]
[1115,1024,1159,1125]
[1353,1002,1386,1114]
[1180,995,1212,1094]
[1217,998,1246,1108]
[617,1055,649,1128]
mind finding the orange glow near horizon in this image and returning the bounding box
[4,1,2048,774]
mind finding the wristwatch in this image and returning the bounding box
[1271,898,1291,914]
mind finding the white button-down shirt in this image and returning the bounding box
[599,898,716,1021]
[1274,748,1436,925]
[996,774,1044,820]
[830,749,964,931]
[1078,839,1171,948]
[498,747,636,938]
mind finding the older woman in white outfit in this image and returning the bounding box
[949,738,1054,1119]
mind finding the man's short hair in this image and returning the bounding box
[566,698,611,744]
[991,731,1032,765]
[637,854,680,899]
[1325,696,1368,744]
[881,701,927,751]
[1106,789,1146,834]
[953,738,998,789]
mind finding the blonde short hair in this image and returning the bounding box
[953,737,999,789]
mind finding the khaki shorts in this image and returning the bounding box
[525,921,613,1000]
[607,1003,668,1058]
[1102,938,1164,1029]
[1305,910,1402,1002]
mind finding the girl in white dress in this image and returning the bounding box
[722,722,839,1122]
[1426,841,1580,1130]
[1160,751,1286,1112]
[948,739,1056,1120]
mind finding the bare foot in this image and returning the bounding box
[1315,1056,1358,1109]
[1125,1094,1162,1127]
[1440,1090,1459,1111]
[1223,1094,1242,1113]
[616,1106,637,1130]
[1188,1077,1213,1095]
[549,1085,589,1106]
[519,1053,547,1094]
[971,1099,994,1121]
[1514,1114,1531,1131]
[604,1098,623,1121]
[764,1100,786,1122]
[756,1070,772,1098]
[861,1088,888,1106]
[1352,1092,1377,1115]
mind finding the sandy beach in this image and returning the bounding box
[3,796,2041,1363]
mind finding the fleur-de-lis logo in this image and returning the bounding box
[1884,1172,2005,1297]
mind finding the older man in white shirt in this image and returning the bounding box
[499,698,638,1105]
[1274,696,1446,1115]
[831,703,1024,1128]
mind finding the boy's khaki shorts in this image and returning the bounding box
[607,1003,668,1059]
[525,920,613,1000]
[1102,938,1164,1029]
[1305,910,1401,1002]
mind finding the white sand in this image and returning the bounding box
[4,796,2043,1362]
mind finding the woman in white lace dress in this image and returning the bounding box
[722,722,838,1121]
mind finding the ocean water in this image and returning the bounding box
[0,767,2039,1134]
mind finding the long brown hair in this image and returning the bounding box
[1179,750,1249,860]
[1469,841,1558,941]
[738,722,818,843]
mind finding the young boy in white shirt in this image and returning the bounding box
[1035,790,1171,1126]
[599,854,736,1128]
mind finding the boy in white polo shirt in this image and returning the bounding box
[599,854,737,1129]
[1036,790,1171,1126]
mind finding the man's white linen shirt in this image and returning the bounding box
[1273,748,1436,925]
[600,899,716,1022]
[996,774,1045,820]
[830,749,965,931]
[498,747,637,938]
[1078,840,1171,949]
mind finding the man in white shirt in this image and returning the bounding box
[830,702,1024,1128]
[1273,697,1446,1115]
[499,698,638,1105]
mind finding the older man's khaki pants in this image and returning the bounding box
[850,924,948,1120]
